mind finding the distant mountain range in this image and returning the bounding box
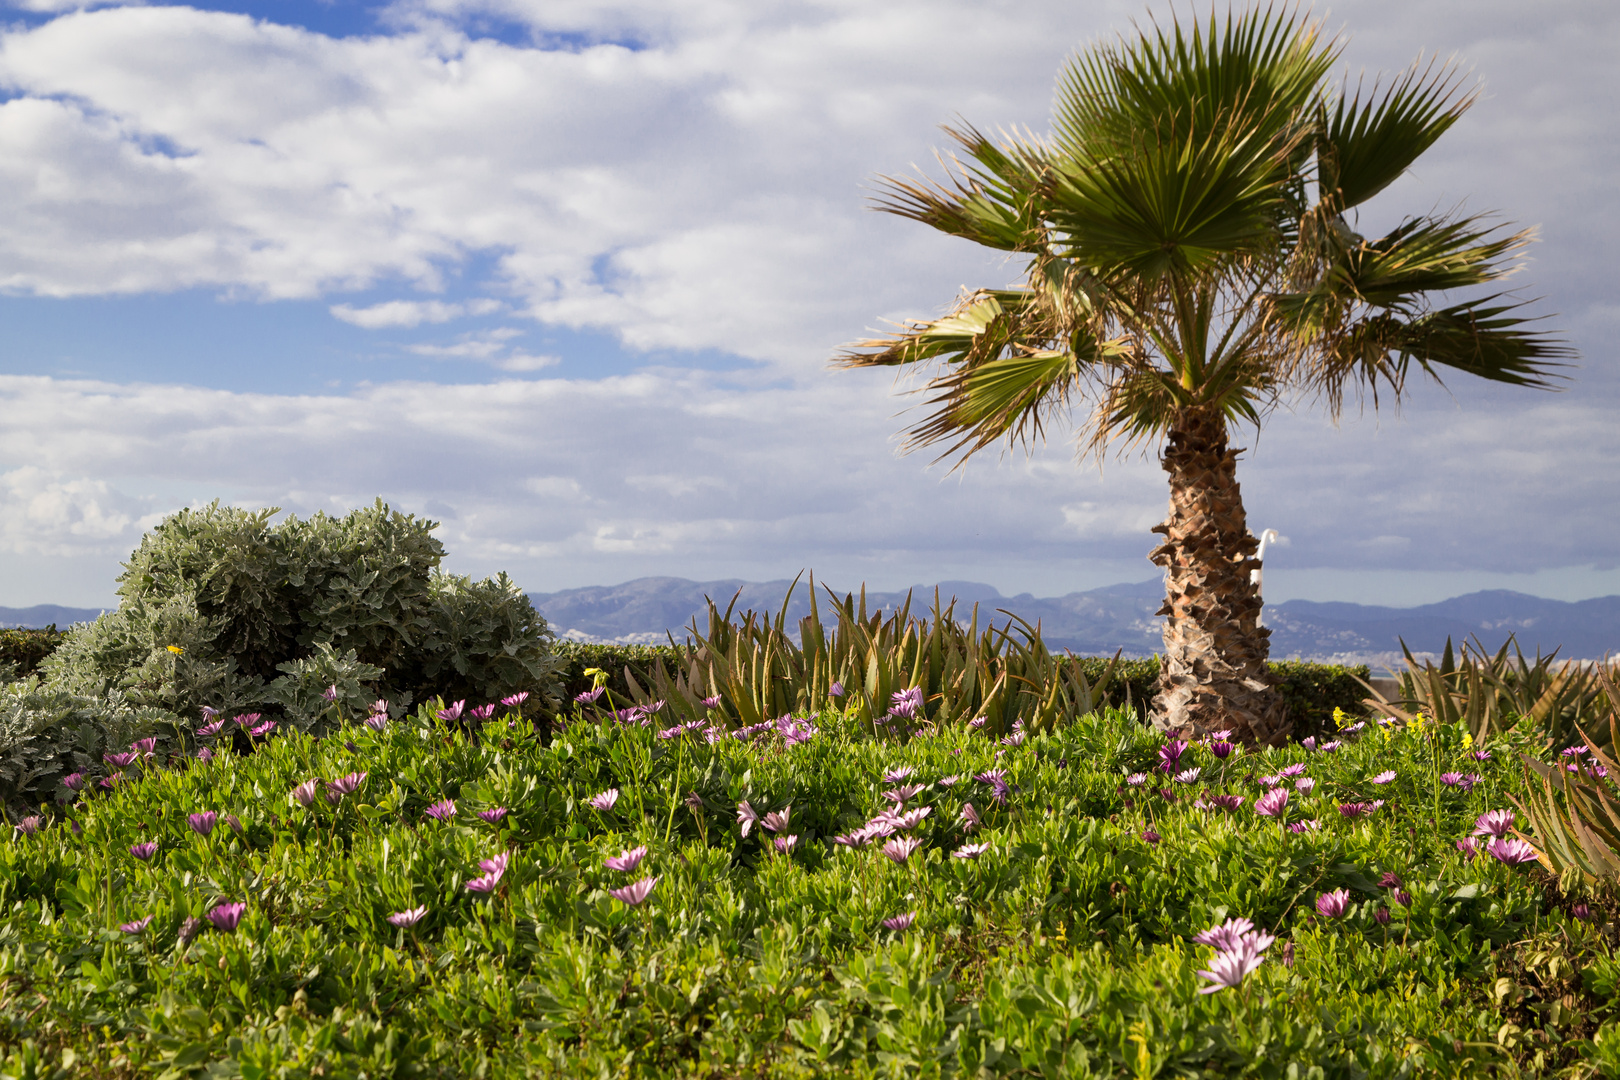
[8,580,1616,666]
[526,577,1620,666]
[0,604,110,630]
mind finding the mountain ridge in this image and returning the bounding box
[7,582,1615,665]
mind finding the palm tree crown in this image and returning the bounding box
[837,7,1572,741]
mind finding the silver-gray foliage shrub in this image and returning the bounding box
[4,500,560,814]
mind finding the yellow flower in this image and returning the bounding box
[166,645,185,655]
[583,666,608,690]
[1462,731,1474,749]
[1332,706,1348,729]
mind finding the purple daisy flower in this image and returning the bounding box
[129,841,158,861]
[120,915,154,934]
[187,811,217,837]
[604,846,648,873]
[207,902,247,932]
[609,875,658,906]
[587,789,619,813]
[1487,838,1539,866]
[387,906,427,928]
[1315,889,1351,919]
[882,911,915,931]
[424,799,457,822]
[478,807,509,825]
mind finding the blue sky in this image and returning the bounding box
[0,0,1616,610]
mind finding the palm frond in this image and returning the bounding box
[1319,59,1475,210]
[870,125,1051,254]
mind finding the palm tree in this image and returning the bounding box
[836,7,1572,743]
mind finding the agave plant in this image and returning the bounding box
[836,8,1571,744]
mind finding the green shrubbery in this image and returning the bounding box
[0,695,1612,1075]
[0,501,561,813]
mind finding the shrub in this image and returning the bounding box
[7,501,561,813]
[0,627,66,683]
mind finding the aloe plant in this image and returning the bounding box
[1510,666,1620,884]
[611,574,1121,737]
[1359,636,1612,748]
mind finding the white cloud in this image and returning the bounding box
[0,465,163,556]
[330,298,501,327]
[0,1,1615,605]
[1,371,1615,605]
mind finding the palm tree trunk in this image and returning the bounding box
[1148,407,1288,744]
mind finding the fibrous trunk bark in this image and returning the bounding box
[1148,407,1288,744]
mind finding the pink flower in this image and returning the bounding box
[1208,794,1245,812]
[1473,810,1515,837]
[424,799,457,822]
[605,846,648,873]
[187,811,217,837]
[953,842,989,859]
[468,704,496,721]
[129,841,158,861]
[1195,931,1272,993]
[502,692,530,707]
[1209,740,1233,760]
[247,719,277,738]
[120,915,154,934]
[959,803,982,832]
[1439,772,1467,788]
[131,737,158,758]
[103,751,137,769]
[1315,889,1351,918]
[437,701,465,723]
[15,816,42,836]
[196,747,214,762]
[1141,830,1160,844]
[1371,770,1396,785]
[326,772,367,799]
[61,772,85,791]
[1193,917,1258,953]
[609,875,658,906]
[1279,764,1307,778]
[363,714,389,732]
[883,766,916,784]
[478,808,509,825]
[1255,788,1289,817]
[1125,773,1148,787]
[1286,819,1321,833]
[882,911,915,931]
[1174,767,1202,785]
[1456,837,1479,858]
[1374,906,1391,925]
[291,780,320,808]
[774,834,799,853]
[387,907,427,928]
[1487,838,1539,866]
[762,808,792,834]
[587,789,619,812]
[207,902,246,932]
[197,718,227,738]
[737,800,758,836]
[322,685,340,703]
[881,836,923,864]
[1294,778,1316,795]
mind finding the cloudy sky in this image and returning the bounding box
[0,0,1614,609]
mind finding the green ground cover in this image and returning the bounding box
[1,698,1615,1077]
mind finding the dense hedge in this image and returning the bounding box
[554,641,1369,735]
[0,627,67,682]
